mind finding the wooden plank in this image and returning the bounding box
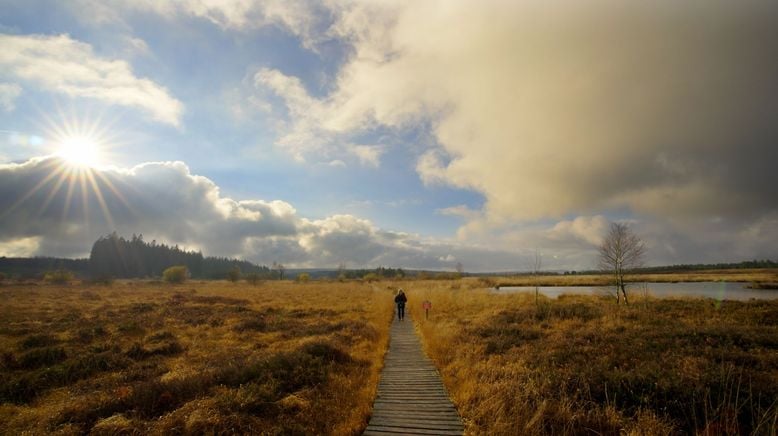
[365,424,463,435]
[364,313,463,435]
[368,418,464,430]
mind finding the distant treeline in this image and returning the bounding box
[89,233,271,279]
[634,259,778,273]
[0,233,272,280]
[467,259,778,277]
[342,266,408,279]
[0,257,89,279]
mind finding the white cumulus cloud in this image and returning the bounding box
[0,33,183,126]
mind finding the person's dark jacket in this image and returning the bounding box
[394,293,407,305]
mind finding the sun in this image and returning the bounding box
[57,136,102,168]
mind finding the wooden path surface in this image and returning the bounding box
[364,315,464,435]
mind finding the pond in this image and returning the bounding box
[493,281,778,301]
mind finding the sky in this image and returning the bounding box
[1,0,777,272]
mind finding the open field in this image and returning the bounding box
[0,281,393,435]
[485,268,778,288]
[3,277,778,435]
[407,282,778,435]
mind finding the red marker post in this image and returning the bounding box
[422,300,432,320]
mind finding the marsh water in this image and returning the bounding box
[494,281,778,301]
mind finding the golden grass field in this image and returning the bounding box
[1,273,777,435]
[406,279,778,435]
[0,280,393,435]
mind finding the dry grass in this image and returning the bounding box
[488,268,778,287]
[0,280,394,435]
[405,281,778,435]
[4,277,776,435]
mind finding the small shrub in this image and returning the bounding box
[362,272,379,282]
[162,266,188,284]
[44,269,74,284]
[296,272,310,283]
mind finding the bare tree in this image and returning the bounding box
[598,222,646,304]
[528,250,542,305]
[272,261,285,280]
[337,262,347,281]
[455,262,464,278]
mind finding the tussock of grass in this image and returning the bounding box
[0,280,393,434]
[406,283,778,435]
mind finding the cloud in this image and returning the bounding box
[0,83,22,111]
[349,144,383,168]
[122,36,150,57]
[0,236,41,257]
[250,1,778,226]
[254,67,385,166]
[0,155,533,271]
[0,33,183,126]
[81,0,332,50]
[546,216,609,247]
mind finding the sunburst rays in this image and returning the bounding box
[1,109,134,232]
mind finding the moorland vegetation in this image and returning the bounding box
[0,280,392,434]
[408,281,778,435]
[1,273,777,435]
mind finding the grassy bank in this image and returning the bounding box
[486,268,778,287]
[406,283,778,435]
[0,281,393,434]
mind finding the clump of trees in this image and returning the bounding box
[598,222,646,304]
[89,233,270,279]
[163,266,188,283]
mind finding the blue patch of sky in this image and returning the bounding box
[1,2,483,238]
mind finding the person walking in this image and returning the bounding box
[394,289,407,321]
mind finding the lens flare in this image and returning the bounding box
[0,107,133,235]
[57,136,102,167]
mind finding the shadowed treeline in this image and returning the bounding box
[89,233,271,279]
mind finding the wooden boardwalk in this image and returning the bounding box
[364,315,464,435]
